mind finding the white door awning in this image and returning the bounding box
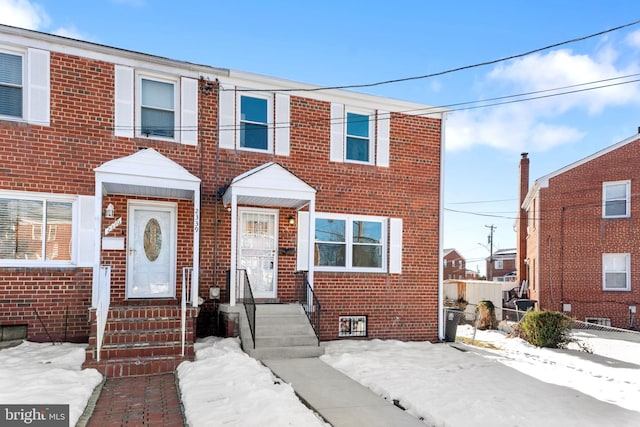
[222,162,316,209]
[95,148,201,199]
[223,162,317,306]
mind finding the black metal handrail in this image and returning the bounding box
[240,269,256,349]
[294,271,321,344]
[223,269,256,348]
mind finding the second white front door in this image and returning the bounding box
[238,208,278,299]
[127,201,177,299]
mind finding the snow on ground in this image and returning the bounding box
[455,324,640,411]
[0,341,102,426]
[177,337,328,427]
[320,326,640,426]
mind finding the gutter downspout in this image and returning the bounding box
[438,113,448,340]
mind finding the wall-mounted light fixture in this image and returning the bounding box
[288,215,295,225]
[105,203,115,218]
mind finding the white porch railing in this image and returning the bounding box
[181,267,193,357]
[96,265,111,362]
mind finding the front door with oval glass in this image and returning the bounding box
[127,202,177,298]
[238,208,278,300]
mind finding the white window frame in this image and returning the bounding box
[135,71,179,142]
[495,259,503,269]
[0,191,78,268]
[236,92,273,153]
[0,47,25,121]
[314,213,387,273]
[602,180,630,219]
[344,108,375,165]
[602,253,631,291]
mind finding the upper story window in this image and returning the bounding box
[495,259,503,269]
[0,51,23,119]
[0,47,49,126]
[602,253,630,291]
[603,180,630,218]
[345,112,372,162]
[114,65,197,145]
[239,95,269,151]
[218,85,290,155]
[330,103,390,167]
[140,77,176,139]
[314,214,386,272]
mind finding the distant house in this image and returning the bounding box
[465,268,480,280]
[519,134,640,329]
[487,248,516,282]
[443,248,466,280]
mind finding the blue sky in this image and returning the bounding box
[3,0,640,275]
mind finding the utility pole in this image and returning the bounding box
[486,225,496,280]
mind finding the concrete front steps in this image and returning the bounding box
[83,305,197,377]
[240,303,324,360]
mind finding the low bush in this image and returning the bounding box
[519,310,572,348]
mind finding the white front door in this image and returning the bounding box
[127,202,177,298]
[238,208,278,299]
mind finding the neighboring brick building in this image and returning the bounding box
[520,134,640,329]
[443,248,466,280]
[0,24,447,371]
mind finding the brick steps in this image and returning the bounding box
[83,305,197,377]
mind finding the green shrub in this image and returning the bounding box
[519,310,572,348]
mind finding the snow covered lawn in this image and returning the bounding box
[177,337,328,427]
[0,341,102,426]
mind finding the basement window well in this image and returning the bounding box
[339,315,367,337]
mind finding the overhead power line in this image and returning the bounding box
[228,19,640,93]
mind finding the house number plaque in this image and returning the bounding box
[143,218,162,261]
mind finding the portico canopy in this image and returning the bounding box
[92,148,201,307]
[222,162,317,306]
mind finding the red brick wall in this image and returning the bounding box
[443,251,466,280]
[1,47,442,342]
[528,139,640,328]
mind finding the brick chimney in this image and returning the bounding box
[517,153,529,287]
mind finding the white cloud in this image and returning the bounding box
[625,29,640,49]
[53,25,91,41]
[0,0,49,30]
[446,41,640,152]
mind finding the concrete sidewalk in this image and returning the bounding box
[263,358,426,427]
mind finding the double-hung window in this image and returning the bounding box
[240,95,269,150]
[139,76,177,139]
[0,51,23,119]
[0,194,73,264]
[345,112,372,163]
[602,253,630,291]
[603,180,630,218]
[314,214,385,272]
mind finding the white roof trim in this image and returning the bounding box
[537,133,640,188]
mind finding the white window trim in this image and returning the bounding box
[602,253,631,291]
[135,71,180,142]
[344,108,375,165]
[314,213,387,273]
[0,190,79,268]
[0,46,25,122]
[495,259,503,269]
[602,180,631,219]
[236,91,274,153]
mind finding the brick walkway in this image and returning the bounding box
[86,373,185,426]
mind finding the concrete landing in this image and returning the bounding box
[263,358,425,427]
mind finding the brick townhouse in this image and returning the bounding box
[443,248,466,280]
[0,25,447,374]
[519,136,640,329]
